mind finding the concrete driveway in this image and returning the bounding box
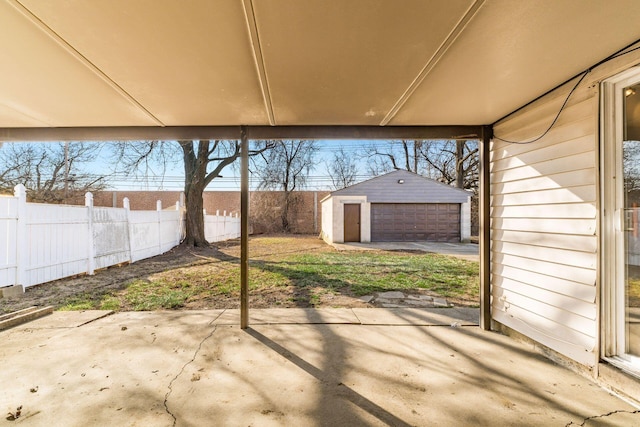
[332,241,479,261]
[1,308,638,426]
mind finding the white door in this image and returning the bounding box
[602,68,640,372]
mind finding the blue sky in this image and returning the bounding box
[2,139,449,192]
[86,140,377,191]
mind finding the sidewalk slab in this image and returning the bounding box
[352,307,479,325]
[0,306,54,331]
[11,310,113,330]
[214,308,361,325]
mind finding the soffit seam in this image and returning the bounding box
[0,101,55,127]
[379,0,486,126]
[10,0,165,127]
[242,0,276,126]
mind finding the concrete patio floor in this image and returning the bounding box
[1,308,638,426]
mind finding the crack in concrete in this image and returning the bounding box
[565,409,640,426]
[163,324,218,426]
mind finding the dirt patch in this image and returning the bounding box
[0,235,477,314]
[0,244,216,314]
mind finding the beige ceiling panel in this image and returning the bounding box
[19,0,268,126]
[391,0,640,125]
[0,1,160,127]
[252,0,475,125]
[0,103,52,127]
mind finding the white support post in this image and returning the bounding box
[123,198,134,262]
[14,184,27,288]
[85,192,95,275]
[157,200,162,253]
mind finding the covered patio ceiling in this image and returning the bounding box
[1,0,640,137]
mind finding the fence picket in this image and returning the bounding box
[0,186,240,291]
[15,185,27,287]
[204,210,240,243]
[85,192,95,275]
[0,187,195,291]
[157,200,163,254]
[123,197,134,263]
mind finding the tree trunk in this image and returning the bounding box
[455,140,465,189]
[181,140,210,247]
[281,192,290,231]
[184,178,208,246]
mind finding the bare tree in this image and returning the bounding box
[419,140,478,190]
[0,142,107,202]
[112,140,179,189]
[364,140,424,176]
[251,140,317,231]
[115,140,270,247]
[364,139,478,190]
[326,146,358,190]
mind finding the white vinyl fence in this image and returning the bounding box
[204,210,241,242]
[1,185,241,290]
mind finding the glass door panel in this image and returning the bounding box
[624,83,640,358]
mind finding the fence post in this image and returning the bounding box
[223,210,227,240]
[314,191,318,234]
[85,192,95,275]
[14,184,27,288]
[157,200,162,253]
[175,201,181,245]
[215,210,220,242]
[123,198,134,263]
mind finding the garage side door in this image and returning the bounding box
[371,203,460,242]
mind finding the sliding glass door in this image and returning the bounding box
[623,81,640,359]
[603,69,640,370]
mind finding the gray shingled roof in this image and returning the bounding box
[327,170,470,203]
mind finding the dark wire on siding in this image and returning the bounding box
[493,41,640,145]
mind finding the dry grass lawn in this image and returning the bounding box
[0,235,479,314]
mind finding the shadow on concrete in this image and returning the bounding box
[246,327,413,426]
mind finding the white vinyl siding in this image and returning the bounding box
[491,78,599,366]
[491,50,640,367]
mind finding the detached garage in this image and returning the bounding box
[321,170,471,244]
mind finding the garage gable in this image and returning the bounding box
[330,170,470,203]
